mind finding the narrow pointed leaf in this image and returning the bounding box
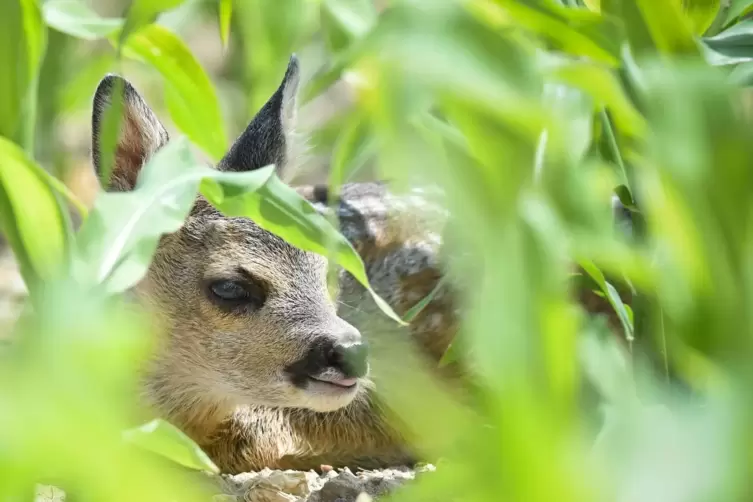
[120,24,227,161]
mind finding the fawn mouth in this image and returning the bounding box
[307,374,358,389]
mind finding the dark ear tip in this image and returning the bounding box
[96,74,124,93]
[94,74,138,104]
[284,54,300,84]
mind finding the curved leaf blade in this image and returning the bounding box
[579,258,634,341]
[0,137,69,288]
[219,0,232,47]
[681,0,720,35]
[702,19,753,65]
[75,137,402,323]
[120,24,228,161]
[119,0,186,46]
[123,419,219,474]
[42,0,123,40]
[201,172,406,325]
[0,0,46,150]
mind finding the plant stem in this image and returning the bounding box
[600,108,630,188]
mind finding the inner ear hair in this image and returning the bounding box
[91,74,169,192]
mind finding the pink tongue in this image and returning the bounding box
[332,378,357,388]
[314,375,357,387]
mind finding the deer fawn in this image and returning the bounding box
[91,55,629,473]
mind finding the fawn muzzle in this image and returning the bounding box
[285,328,369,389]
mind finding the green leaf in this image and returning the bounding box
[201,171,406,325]
[723,0,753,27]
[681,0,720,35]
[545,61,646,138]
[0,137,69,289]
[321,0,376,53]
[578,258,634,341]
[60,53,116,113]
[603,0,701,59]
[120,24,227,161]
[74,138,219,292]
[542,82,593,164]
[0,0,46,151]
[75,137,403,324]
[219,0,232,47]
[42,0,123,40]
[233,0,310,112]
[122,419,219,473]
[486,0,623,65]
[118,0,186,47]
[634,0,702,55]
[403,275,449,323]
[702,20,753,65]
[329,111,376,194]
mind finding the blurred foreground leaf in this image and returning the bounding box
[43,0,123,40]
[702,20,753,65]
[681,0,720,35]
[0,0,45,151]
[579,259,634,342]
[123,419,219,474]
[119,0,186,46]
[0,137,69,291]
[219,0,232,47]
[321,0,376,53]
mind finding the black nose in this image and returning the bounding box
[328,342,369,378]
[285,339,370,387]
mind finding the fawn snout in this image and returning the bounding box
[285,322,369,390]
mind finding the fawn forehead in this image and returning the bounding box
[184,203,328,285]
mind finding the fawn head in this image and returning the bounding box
[90,56,368,416]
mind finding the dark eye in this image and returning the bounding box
[207,279,266,311]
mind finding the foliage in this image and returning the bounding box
[3,0,753,500]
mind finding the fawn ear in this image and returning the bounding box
[218,54,300,174]
[91,75,169,192]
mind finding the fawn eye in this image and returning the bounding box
[207,279,266,310]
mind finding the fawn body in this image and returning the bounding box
[92,56,627,473]
[93,56,456,473]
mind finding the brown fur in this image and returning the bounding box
[90,57,629,474]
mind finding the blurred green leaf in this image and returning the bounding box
[604,0,701,59]
[301,46,359,104]
[723,0,753,27]
[234,0,310,112]
[1,282,213,502]
[0,137,69,290]
[681,0,720,35]
[74,138,223,292]
[0,0,46,151]
[579,258,634,341]
[120,24,228,160]
[728,59,753,83]
[702,20,753,65]
[122,419,219,474]
[321,0,376,53]
[43,0,123,40]
[219,0,232,47]
[119,0,186,47]
[482,0,623,65]
[541,82,593,164]
[328,111,375,194]
[60,53,115,113]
